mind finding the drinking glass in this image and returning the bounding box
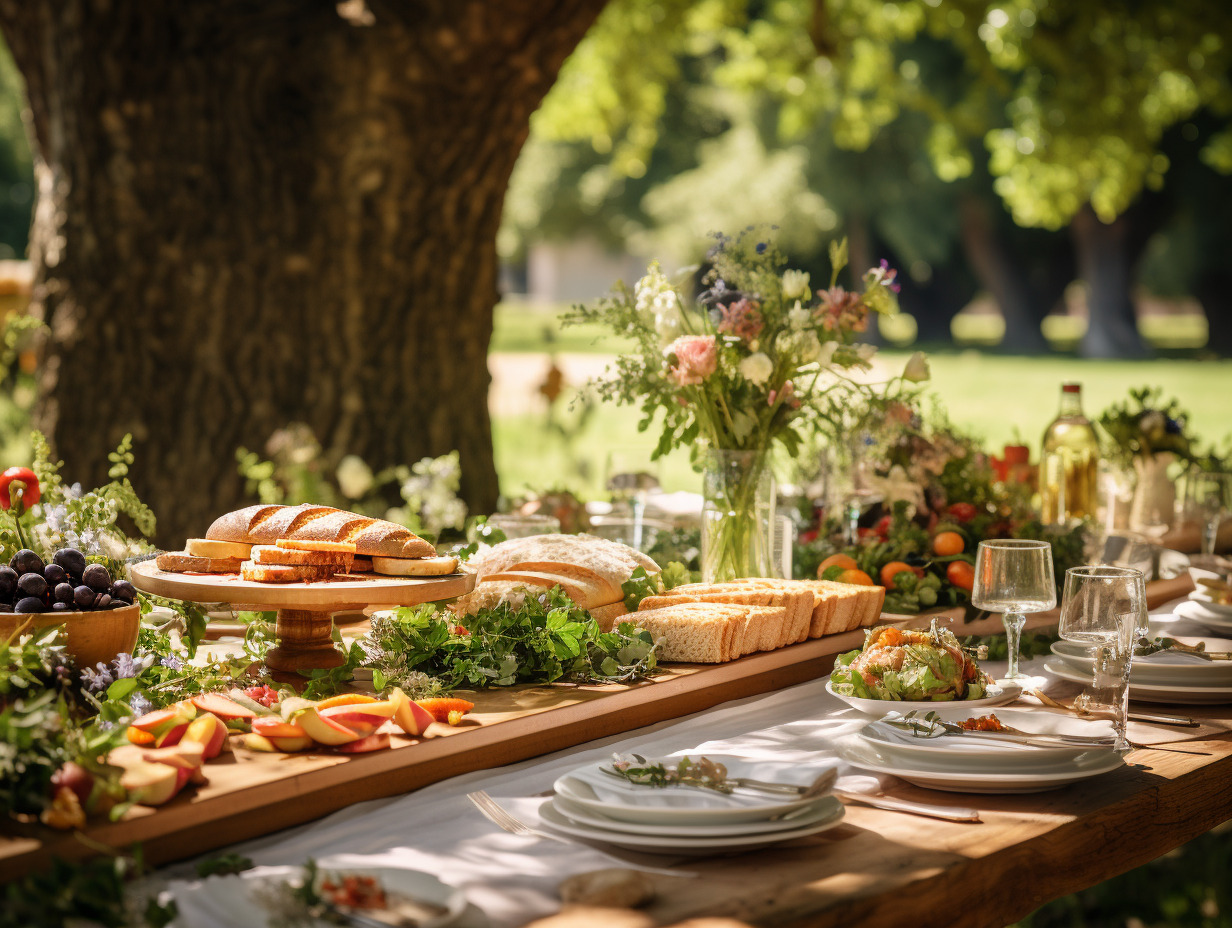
[1188,471,1232,556]
[605,451,661,552]
[971,540,1056,680]
[1058,566,1149,751]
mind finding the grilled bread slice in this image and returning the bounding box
[156,552,244,574]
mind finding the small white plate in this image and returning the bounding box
[825,679,1023,717]
[1050,640,1232,686]
[1188,590,1232,618]
[549,793,840,837]
[837,738,1123,794]
[1175,599,1232,632]
[1044,658,1232,705]
[537,796,845,855]
[554,755,832,825]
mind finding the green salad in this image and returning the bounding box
[830,622,992,702]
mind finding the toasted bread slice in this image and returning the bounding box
[185,538,253,560]
[275,538,357,554]
[350,557,373,573]
[156,552,244,574]
[251,544,353,567]
[371,555,460,577]
[240,561,337,583]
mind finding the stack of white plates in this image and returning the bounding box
[839,706,1123,794]
[1177,590,1232,633]
[544,755,845,856]
[1045,630,1232,705]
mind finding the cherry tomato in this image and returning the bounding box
[879,560,922,588]
[873,515,892,538]
[947,560,976,592]
[0,466,39,511]
[932,531,965,556]
[947,502,978,523]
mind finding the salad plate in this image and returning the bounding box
[837,738,1124,794]
[825,679,1023,717]
[537,796,845,855]
[1188,589,1232,618]
[1050,640,1232,686]
[549,793,841,837]
[1174,599,1232,632]
[1043,658,1232,705]
[553,755,833,825]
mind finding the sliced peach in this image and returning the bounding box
[141,741,206,770]
[322,698,397,722]
[191,693,257,721]
[317,707,389,738]
[130,707,183,734]
[315,693,377,710]
[238,733,279,753]
[295,707,362,746]
[390,689,434,737]
[126,726,156,746]
[119,760,185,806]
[335,732,390,754]
[181,714,227,760]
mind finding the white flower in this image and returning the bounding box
[902,351,931,383]
[775,330,822,364]
[738,352,774,385]
[817,342,838,367]
[781,269,811,301]
[787,301,811,331]
[857,343,877,362]
[336,454,374,499]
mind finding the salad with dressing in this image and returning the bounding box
[830,622,993,701]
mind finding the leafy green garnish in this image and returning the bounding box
[196,853,254,878]
[621,566,664,611]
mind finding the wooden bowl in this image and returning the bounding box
[0,603,141,669]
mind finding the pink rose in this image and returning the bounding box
[666,335,718,387]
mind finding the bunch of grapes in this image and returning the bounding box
[2,548,136,614]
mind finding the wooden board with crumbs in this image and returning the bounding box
[0,573,1194,881]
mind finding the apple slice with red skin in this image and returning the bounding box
[119,760,185,806]
[248,717,313,752]
[317,706,388,739]
[191,693,257,722]
[141,741,206,770]
[295,707,363,747]
[322,698,398,722]
[181,714,227,760]
[131,705,194,735]
[388,688,435,737]
[334,732,390,754]
[155,722,191,748]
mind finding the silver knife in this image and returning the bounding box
[1129,710,1199,727]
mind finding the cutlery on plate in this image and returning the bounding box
[831,789,980,823]
[1026,687,1198,727]
[616,755,838,801]
[887,713,1116,749]
[1134,636,1232,661]
[465,790,694,878]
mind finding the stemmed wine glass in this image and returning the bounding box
[971,540,1056,680]
[1058,566,1149,751]
[1188,471,1232,556]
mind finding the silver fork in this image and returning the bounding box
[465,790,694,878]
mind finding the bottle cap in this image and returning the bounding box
[1062,383,1081,393]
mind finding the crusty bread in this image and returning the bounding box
[498,561,621,604]
[590,600,629,631]
[205,504,435,559]
[481,569,614,610]
[251,545,353,567]
[470,534,658,584]
[185,538,253,559]
[240,561,337,583]
[156,552,244,574]
[371,555,460,577]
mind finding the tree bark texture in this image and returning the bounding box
[0,0,606,544]
[1070,204,1150,359]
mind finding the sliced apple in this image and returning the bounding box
[390,689,434,737]
[317,708,387,738]
[320,698,397,723]
[191,693,257,721]
[130,706,184,734]
[181,714,227,760]
[252,717,307,739]
[119,760,185,806]
[238,733,279,753]
[294,707,362,746]
[141,741,206,770]
[155,722,190,748]
[334,732,390,754]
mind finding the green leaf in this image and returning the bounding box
[105,678,139,701]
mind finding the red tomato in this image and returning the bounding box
[947,560,976,592]
[0,466,39,511]
[947,502,978,523]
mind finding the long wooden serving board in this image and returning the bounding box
[0,574,1195,881]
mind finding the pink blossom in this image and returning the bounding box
[666,335,718,387]
[815,286,868,333]
[716,299,764,341]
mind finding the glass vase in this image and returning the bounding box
[701,449,775,583]
[1129,452,1176,537]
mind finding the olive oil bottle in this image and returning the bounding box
[1040,383,1100,525]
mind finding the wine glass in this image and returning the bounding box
[971,540,1056,680]
[1059,566,1149,751]
[1188,471,1232,556]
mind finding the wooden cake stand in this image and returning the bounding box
[129,561,474,677]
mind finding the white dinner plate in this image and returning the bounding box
[537,796,845,855]
[1188,590,1232,618]
[1050,640,1232,686]
[858,706,1115,769]
[1043,658,1232,705]
[837,737,1124,794]
[549,793,840,837]
[554,754,833,825]
[1174,599,1232,633]
[824,679,1023,717]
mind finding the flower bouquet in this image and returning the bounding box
[567,230,902,581]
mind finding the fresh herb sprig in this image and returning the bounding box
[605,754,733,793]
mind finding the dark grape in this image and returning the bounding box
[14,596,44,613]
[54,582,75,605]
[109,599,127,609]
[82,564,111,592]
[73,585,95,608]
[94,593,112,609]
[51,601,70,612]
[10,550,44,576]
[110,580,136,605]
[0,566,16,600]
[17,573,48,601]
[53,548,87,579]
[44,563,68,587]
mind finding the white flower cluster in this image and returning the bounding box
[781,269,812,301]
[787,300,811,331]
[635,262,683,345]
[399,451,467,538]
[31,482,139,559]
[776,329,822,364]
[738,352,774,385]
[335,454,375,499]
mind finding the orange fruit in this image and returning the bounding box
[879,561,919,588]
[835,568,874,586]
[818,553,859,576]
[126,726,155,746]
[947,560,976,592]
[933,531,964,556]
[316,693,377,710]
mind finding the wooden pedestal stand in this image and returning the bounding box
[128,561,474,676]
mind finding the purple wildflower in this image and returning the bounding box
[81,662,114,694]
[129,693,153,717]
[160,654,184,672]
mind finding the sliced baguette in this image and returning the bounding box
[240,561,337,583]
[371,555,460,577]
[251,544,353,567]
[275,538,357,554]
[350,557,373,573]
[185,538,253,560]
[156,552,244,574]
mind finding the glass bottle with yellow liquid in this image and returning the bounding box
[1040,383,1100,525]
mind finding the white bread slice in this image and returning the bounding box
[371,555,460,577]
[240,561,336,583]
[276,538,357,554]
[156,552,244,574]
[638,589,801,650]
[626,602,754,663]
[251,544,353,567]
[590,600,629,631]
[185,538,253,559]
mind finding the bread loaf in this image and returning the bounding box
[206,504,435,560]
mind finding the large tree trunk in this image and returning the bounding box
[0,0,605,544]
[1070,204,1150,359]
